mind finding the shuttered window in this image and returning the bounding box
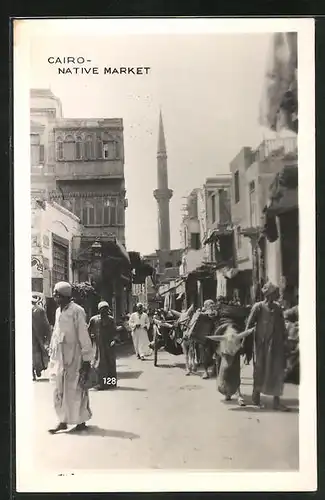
[52,236,69,286]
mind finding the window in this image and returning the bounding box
[234,171,240,203]
[219,189,230,225]
[39,145,45,163]
[103,141,116,159]
[165,261,173,268]
[190,232,201,250]
[84,135,93,160]
[237,226,242,249]
[110,198,117,225]
[95,202,103,225]
[52,237,69,286]
[82,200,95,225]
[117,203,124,225]
[249,180,258,226]
[63,135,75,161]
[211,194,216,223]
[103,143,109,159]
[30,133,40,166]
[103,198,118,225]
[76,137,82,160]
[57,137,63,160]
[96,138,102,159]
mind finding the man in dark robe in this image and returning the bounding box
[32,296,51,380]
[246,282,289,411]
[88,301,119,390]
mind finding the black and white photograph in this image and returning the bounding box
[14,18,316,492]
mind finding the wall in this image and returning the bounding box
[229,147,253,270]
[31,199,82,295]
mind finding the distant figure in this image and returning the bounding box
[48,281,94,434]
[88,301,119,390]
[32,296,51,380]
[246,282,289,411]
[129,303,150,360]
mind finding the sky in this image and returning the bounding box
[29,29,278,255]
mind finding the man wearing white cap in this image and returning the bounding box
[48,281,94,433]
[128,303,150,360]
[246,281,289,411]
[88,301,119,390]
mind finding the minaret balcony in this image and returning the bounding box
[153,188,173,201]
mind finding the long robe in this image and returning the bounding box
[246,300,287,397]
[129,312,150,357]
[88,314,117,389]
[49,301,94,425]
[32,304,51,375]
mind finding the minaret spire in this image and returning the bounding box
[158,109,166,154]
[153,110,173,250]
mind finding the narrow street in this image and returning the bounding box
[33,345,299,472]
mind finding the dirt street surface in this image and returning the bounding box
[33,344,299,472]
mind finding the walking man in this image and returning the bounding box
[129,303,150,360]
[48,281,94,434]
[246,282,289,411]
[32,296,51,380]
[88,301,119,390]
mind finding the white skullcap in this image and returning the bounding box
[54,281,72,297]
[136,302,143,308]
[98,301,110,311]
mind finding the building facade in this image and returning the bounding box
[179,174,233,306]
[229,136,298,301]
[31,197,82,296]
[30,89,130,319]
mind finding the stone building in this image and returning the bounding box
[229,136,298,302]
[31,197,82,296]
[179,174,233,307]
[30,89,130,319]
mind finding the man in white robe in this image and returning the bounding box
[129,303,150,360]
[48,281,94,434]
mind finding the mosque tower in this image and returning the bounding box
[153,110,173,251]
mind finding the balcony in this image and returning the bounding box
[250,137,297,166]
[54,160,124,180]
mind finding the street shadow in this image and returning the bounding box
[229,405,299,414]
[68,426,140,439]
[117,386,147,392]
[35,378,50,382]
[174,362,186,369]
[154,364,179,369]
[117,370,143,380]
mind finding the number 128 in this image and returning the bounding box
[103,377,117,385]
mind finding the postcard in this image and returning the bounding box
[13,17,316,492]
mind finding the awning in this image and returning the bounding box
[115,239,131,264]
[266,164,298,216]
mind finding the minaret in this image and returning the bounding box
[153,110,173,250]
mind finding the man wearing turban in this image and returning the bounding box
[88,301,119,390]
[246,282,289,411]
[48,281,94,433]
[128,303,150,360]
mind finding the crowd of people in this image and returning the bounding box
[31,280,299,434]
